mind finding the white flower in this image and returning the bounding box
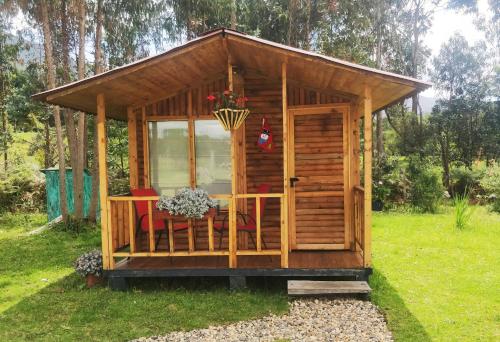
[157,188,217,219]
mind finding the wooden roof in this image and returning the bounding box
[33,28,431,120]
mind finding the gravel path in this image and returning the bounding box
[132,298,393,342]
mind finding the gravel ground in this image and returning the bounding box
[132,298,393,342]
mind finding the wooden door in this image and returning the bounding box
[289,105,350,250]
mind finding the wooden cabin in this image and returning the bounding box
[34,28,430,289]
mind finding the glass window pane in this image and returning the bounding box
[195,120,231,195]
[148,121,189,196]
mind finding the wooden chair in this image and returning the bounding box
[130,188,188,250]
[213,184,272,250]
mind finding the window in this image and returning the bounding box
[148,121,189,196]
[195,120,231,194]
[148,120,231,196]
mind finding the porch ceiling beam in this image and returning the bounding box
[128,71,227,110]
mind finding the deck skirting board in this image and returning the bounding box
[104,267,372,279]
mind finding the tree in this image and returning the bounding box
[0,14,21,173]
[39,0,69,221]
[430,34,492,187]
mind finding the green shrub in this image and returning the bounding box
[480,161,500,213]
[408,157,443,213]
[373,156,411,208]
[450,163,485,197]
[0,165,45,213]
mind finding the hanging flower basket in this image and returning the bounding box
[208,90,249,131]
[213,108,250,131]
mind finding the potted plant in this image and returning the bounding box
[207,90,249,131]
[373,180,389,211]
[74,250,103,288]
[156,187,217,219]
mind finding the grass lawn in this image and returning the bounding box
[0,213,287,341]
[371,206,500,341]
[0,207,498,341]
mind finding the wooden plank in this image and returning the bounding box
[288,280,371,295]
[168,219,174,253]
[188,219,194,252]
[127,107,139,188]
[208,216,214,252]
[97,93,112,269]
[113,251,230,257]
[295,243,345,250]
[236,250,282,256]
[363,85,372,267]
[256,198,261,251]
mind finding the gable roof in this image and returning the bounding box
[33,28,431,120]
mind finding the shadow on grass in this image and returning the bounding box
[370,268,431,341]
[0,273,288,342]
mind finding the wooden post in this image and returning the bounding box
[281,62,289,268]
[228,61,237,268]
[363,85,372,267]
[97,93,112,269]
[127,107,138,189]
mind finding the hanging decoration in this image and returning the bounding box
[207,90,249,131]
[257,117,274,153]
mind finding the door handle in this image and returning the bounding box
[290,177,299,187]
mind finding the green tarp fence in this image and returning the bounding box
[41,168,99,221]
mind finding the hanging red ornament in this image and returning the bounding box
[257,117,274,153]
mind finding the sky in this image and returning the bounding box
[10,0,492,98]
[420,0,490,97]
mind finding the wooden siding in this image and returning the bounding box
[128,72,356,254]
[244,72,284,249]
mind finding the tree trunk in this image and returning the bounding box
[88,0,103,222]
[376,110,384,158]
[41,0,68,222]
[374,6,384,162]
[304,0,311,50]
[74,0,87,219]
[439,133,450,191]
[61,0,82,220]
[2,110,7,173]
[230,0,237,30]
[44,120,50,168]
[287,0,298,47]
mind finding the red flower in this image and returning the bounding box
[207,95,216,101]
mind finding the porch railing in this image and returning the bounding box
[353,186,364,253]
[106,193,287,268]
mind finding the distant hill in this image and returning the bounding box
[404,95,437,114]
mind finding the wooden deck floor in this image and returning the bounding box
[114,250,364,270]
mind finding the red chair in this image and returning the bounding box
[214,184,272,250]
[130,188,188,250]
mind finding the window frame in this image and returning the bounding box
[146,116,231,195]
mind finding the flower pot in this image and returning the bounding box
[213,108,250,131]
[85,274,102,288]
